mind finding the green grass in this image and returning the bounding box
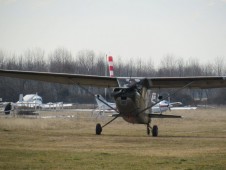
[0,108,226,169]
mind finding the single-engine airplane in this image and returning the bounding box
[0,69,226,136]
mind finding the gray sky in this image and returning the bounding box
[0,0,226,65]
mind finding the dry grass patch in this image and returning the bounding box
[0,108,226,169]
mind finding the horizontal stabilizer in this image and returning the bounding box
[149,114,182,118]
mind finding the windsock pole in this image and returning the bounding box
[108,56,114,77]
[105,55,114,98]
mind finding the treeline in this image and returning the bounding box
[0,48,226,105]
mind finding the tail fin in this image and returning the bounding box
[19,94,23,102]
[95,94,108,109]
[95,94,116,110]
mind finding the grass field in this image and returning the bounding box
[0,108,226,169]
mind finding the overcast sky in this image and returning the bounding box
[0,0,226,65]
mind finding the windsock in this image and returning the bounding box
[108,56,114,77]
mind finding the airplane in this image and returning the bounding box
[150,92,197,112]
[3,93,43,115]
[152,100,178,113]
[1,69,226,137]
[152,100,197,111]
[150,92,182,113]
[17,94,43,107]
[3,93,72,115]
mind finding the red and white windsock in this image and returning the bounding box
[107,56,114,77]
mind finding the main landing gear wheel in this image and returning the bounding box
[152,125,158,137]
[96,123,102,135]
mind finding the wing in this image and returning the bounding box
[147,76,226,88]
[1,69,226,89]
[0,69,118,88]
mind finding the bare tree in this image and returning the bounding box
[49,47,74,73]
[76,50,96,74]
[213,56,224,76]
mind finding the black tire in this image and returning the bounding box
[4,103,12,115]
[96,123,102,135]
[152,125,158,137]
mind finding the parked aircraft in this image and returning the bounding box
[3,93,43,115]
[1,69,226,137]
[150,92,196,112]
[3,93,72,115]
[17,94,42,106]
[152,100,178,113]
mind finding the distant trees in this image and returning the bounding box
[0,48,226,105]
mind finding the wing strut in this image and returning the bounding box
[95,94,120,134]
[102,115,119,128]
[96,114,120,135]
[69,79,120,135]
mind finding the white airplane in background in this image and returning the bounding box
[3,93,43,115]
[151,92,180,113]
[152,100,180,113]
[17,94,43,107]
[151,100,197,112]
[3,93,72,115]
[151,92,197,112]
